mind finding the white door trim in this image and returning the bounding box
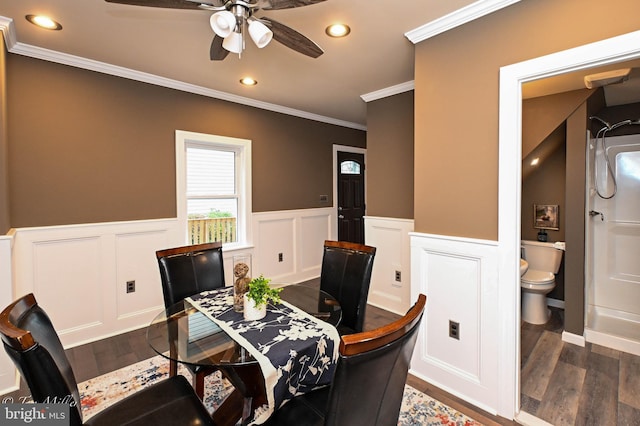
[498,30,640,418]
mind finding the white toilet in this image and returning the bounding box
[520,240,565,324]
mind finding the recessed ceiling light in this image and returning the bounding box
[26,14,62,31]
[240,77,258,86]
[530,157,540,166]
[325,23,350,38]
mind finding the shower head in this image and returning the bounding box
[610,119,633,130]
[590,116,611,130]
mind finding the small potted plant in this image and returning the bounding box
[243,275,282,321]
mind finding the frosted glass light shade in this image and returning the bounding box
[222,31,243,54]
[210,11,236,38]
[248,20,272,48]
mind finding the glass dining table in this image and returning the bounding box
[146,284,342,426]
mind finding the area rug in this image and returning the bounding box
[78,355,483,426]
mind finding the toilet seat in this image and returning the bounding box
[521,269,555,285]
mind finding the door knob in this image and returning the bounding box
[338,215,344,219]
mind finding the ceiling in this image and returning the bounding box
[0,0,484,129]
[1,1,638,130]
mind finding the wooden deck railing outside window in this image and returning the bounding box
[188,217,237,244]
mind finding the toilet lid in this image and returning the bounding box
[522,269,555,285]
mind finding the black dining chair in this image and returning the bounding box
[319,240,376,335]
[155,241,226,399]
[263,293,426,426]
[0,293,215,426]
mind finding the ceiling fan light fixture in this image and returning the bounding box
[222,31,244,54]
[325,23,350,38]
[210,11,236,38]
[248,19,273,48]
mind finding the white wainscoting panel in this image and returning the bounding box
[254,217,296,279]
[33,237,104,333]
[299,213,332,273]
[253,208,334,284]
[115,231,168,320]
[410,232,500,415]
[1,207,331,392]
[364,216,414,315]
[11,219,181,347]
[0,235,18,393]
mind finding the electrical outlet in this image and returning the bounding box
[449,320,460,340]
[395,270,401,282]
[319,194,329,202]
[278,253,283,262]
[126,280,136,293]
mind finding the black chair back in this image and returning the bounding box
[324,293,426,426]
[156,242,226,308]
[1,294,217,426]
[320,240,376,333]
[0,294,83,426]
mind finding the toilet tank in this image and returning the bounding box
[521,240,564,273]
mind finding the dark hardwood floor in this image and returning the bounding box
[521,307,640,425]
[0,279,517,425]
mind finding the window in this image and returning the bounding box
[340,160,361,175]
[176,131,252,248]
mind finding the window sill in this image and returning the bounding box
[221,243,255,254]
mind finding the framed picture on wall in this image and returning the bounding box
[533,204,559,230]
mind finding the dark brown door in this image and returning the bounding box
[337,151,365,244]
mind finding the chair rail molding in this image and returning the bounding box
[364,216,414,315]
[409,232,500,415]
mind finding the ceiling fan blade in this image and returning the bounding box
[104,0,221,9]
[210,35,230,61]
[256,0,326,10]
[264,18,323,58]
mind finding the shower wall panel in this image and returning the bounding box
[587,134,640,348]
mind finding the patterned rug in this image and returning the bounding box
[78,355,483,426]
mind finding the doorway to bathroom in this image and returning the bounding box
[498,30,640,420]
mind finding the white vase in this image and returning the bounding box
[243,293,267,321]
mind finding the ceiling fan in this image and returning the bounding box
[104,0,326,60]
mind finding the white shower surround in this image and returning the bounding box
[586,133,640,356]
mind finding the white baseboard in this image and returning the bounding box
[515,410,554,426]
[561,331,586,347]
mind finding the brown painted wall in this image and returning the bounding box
[6,55,365,228]
[522,89,593,159]
[564,103,587,334]
[0,38,9,234]
[366,91,414,219]
[414,0,640,241]
[521,143,566,243]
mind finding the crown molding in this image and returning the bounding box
[0,16,17,49]
[405,0,522,44]
[0,17,365,131]
[361,81,414,103]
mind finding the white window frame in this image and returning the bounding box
[176,130,252,250]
